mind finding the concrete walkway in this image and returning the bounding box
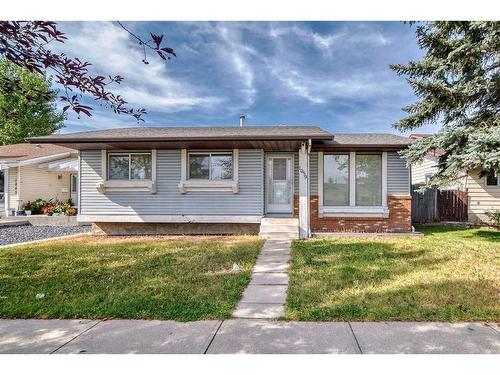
[0,319,498,354]
[232,239,291,319]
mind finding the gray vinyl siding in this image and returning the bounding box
[309,152,318,195]
[387,151,410,195]
[293,152,317,195]
[80,149,264,216]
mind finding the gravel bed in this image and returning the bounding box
[0,224,91,246]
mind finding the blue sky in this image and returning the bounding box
[54,21,436,135]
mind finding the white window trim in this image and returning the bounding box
[179,149,239,193]
[98,149,157,193]
[318,151,388,217]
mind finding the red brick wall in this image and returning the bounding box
[304,194,412,233]
[293,195,299,218]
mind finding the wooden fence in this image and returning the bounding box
[411,185,468,223]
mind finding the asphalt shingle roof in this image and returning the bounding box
[0,143,74,162]
[29,126,333,142]
[327,133,412,146]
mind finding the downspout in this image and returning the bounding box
[3,166,8,217]
[16,165,21,213]
[77,152,81,215]
[307,139,311,238]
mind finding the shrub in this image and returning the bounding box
[65,207,77,216]
[490,211,500,226]
[47,201,76,216]
[20,198,76,216]
[21,199,53,214]
[21,201,32,211]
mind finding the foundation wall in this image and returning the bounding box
[92,222,260,236]
[309,195,412,233]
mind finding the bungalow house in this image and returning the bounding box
[0,143,78,216]
[29,125,412,238]
[409,134,500,224]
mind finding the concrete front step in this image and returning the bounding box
[260,218,298,225]
[259,217,299,240]
[259,224,299,233]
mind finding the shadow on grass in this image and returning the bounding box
[416,224,474,235]
[465,230,500,242]
[291,279,500,321]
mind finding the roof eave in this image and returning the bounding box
[313,143,410,150]
[28,134,333,144]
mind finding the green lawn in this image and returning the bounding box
[287,226,499,322]
[0,235,263,321]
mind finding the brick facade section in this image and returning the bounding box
[297,194,412,233]
[293,195,299,218]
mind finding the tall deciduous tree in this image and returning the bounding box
[0,59,64,144]
[391,21,500,186]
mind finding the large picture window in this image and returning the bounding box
[355,154,382,206]
[188,152,233,180]
[108,152,152,181]
[322,152,384,208]
[323,154,349,206]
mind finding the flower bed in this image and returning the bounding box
[21,199,77,216]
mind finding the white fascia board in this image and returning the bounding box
[17,152,73,166]
[39,157,78,170]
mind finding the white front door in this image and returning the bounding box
[266,154,293,214]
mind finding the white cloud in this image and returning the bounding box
[272,68,402,104]
[61,109,140,133]
[54,22,223,113]
[118,87,223,112]
[269,23,390,57]
[212,24,258,108]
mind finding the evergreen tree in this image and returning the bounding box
[391,21,500,186]
[0,59,64,144]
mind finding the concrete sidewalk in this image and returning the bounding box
[0,319,498,354]
[233,239,291,319]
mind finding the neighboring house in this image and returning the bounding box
[409,134,467,189]
[0,143,79,216]
[467,168,500,224]
[409,134,500,224]
[29,126,412,237]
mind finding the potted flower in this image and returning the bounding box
[21,201,32,216]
